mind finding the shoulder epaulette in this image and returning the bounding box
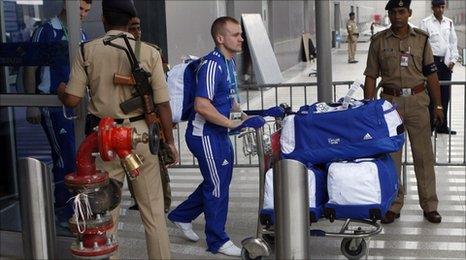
[414,27,429,37]
[422,16,432,22]
[144,42,162,52]
[370,30,385,41]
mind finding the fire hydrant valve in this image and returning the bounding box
[66,117,150,259]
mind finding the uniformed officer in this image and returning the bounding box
[57,0,178,258]
[127,16,172,213]
[421,0,460,135]
[346,12,359,63]
[363,0,444,224]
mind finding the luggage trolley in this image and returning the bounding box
[237,106,383,260]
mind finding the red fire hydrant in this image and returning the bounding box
[64,117,152,258]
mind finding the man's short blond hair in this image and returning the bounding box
[210,16,240,44]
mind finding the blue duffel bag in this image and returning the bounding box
[280,99,405,165]
[324,155,398,221]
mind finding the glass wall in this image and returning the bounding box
[1,0,77,237]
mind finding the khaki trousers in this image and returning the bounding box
[128,157,172,212]
[348,38,357,61]
[97,119,171,259]
[380,91,439,214]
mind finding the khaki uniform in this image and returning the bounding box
[66,30,171,259]
[346,19,359,62]
[364,27,439,213]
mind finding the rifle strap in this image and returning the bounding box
[135,40,141,62]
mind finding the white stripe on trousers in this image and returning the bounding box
[202,136,221,198]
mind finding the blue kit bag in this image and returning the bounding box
[280,99,405,165]
[324,155,398,220]
[260,165,328,226]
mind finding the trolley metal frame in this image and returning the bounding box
[238,107,383,260]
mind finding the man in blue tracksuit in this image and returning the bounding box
[23,0,92,226]
[168,16,245,256]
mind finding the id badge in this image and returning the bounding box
[229,112,242,121]
[400,54,409,67]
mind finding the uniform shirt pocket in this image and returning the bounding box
[410,49,423,73]
[380,50,398,76]
[429,30,442,43]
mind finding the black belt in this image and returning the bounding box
[113,114,145,124]
[88,114,145,124]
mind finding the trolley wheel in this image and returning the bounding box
[241,247,262,260]
[340,238,367,260]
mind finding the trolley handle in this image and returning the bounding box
[244,106,287,118]
[230,116,266,133]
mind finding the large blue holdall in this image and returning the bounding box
[324,155,398,221]
[280,99,405,165]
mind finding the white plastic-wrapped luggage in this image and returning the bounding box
[261,166,327,224]
[324,155,398,220]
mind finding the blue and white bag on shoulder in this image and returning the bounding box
[324,155,398,220]
[166,55,200,123]
[261,165,327,225]
[280,99,405,165]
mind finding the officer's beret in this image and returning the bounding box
[385,0,411,10]
[431,0,446,6]
[102,0,137,18]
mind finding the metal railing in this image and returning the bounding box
[1,81,464,168]
[172,80,466,168]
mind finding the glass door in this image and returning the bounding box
[0,0,80,240]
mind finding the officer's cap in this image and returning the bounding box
[431,0,446,6]
[102,0,137,18]
[385,0,411,10]
[349,12,355,16]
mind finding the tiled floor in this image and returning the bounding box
[115,43,466,259]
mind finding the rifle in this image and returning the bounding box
[113,72,175,165]
[113,74,142,114]
[103,34,155,124]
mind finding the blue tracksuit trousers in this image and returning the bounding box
[40,107,76,222]
[168,133,234,253]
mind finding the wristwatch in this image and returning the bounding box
[436,105,443,110]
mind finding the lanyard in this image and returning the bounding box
[225,58,236,87]
[225,57,239,102]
